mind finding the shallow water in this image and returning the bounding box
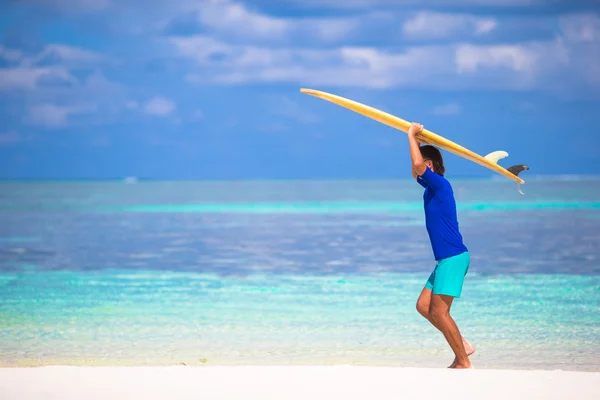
[1,179,599,370]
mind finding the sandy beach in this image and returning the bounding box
[0,366,598,400]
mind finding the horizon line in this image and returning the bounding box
[0,174,599,183]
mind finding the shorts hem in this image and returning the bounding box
[432,290,461,299]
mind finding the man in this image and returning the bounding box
[407,122,474,369]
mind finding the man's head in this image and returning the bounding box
[420,145,445,175]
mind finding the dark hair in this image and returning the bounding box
[419,145,445,175]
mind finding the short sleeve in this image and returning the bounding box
[418,167,445,191]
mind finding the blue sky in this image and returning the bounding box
[0,0,599,180]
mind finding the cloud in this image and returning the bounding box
[475,19,498,35]
[0,66,76,91]
[0,43,105,91]
[453,39,577,92]
[310,19,361,42]
[455,44,536,73]
[1,40,126,127]
[274,0,555,10]
[559,13,600,42]
[26,104,96,128]
[144,96,176,117]
[0,38,136,137]
[195,0,288,38]
[557,15,600,87]
[172,35,448,89]
[32,44,105,66]
[0,131,20,146]
[403,12,497,39]
[169,0,359,43]
[431,103,462,116]
[171,31,600,94]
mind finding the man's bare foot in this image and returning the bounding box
[463,337,475,356]
[448,339,474,368]
[448,361,471,369]
[448,359,471,369]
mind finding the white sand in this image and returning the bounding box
[0,366,598,400]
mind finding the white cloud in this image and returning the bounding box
[170,36,464,88]
[431,103,462,116]
[1,41,126,128]
[0,67,76,91]
[559,13,600,43]
[11,43,106,72]
[311,19,360,42]
[474,19,498,35]
[0,43,104,68]
[0,131,20,146]
[26,104,96,128]
[195,0,288,38]
[188,0,359,42]
[455,44,536,73]
[173,35,448,89]
[556,15,600,88]
[170,29,600,95]
[403,11,497,39]
[0,43,105,91]
[33,44,104,66]
[278,0,547,9]
[144,96,176,117]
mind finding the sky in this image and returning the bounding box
[0,0,599,180]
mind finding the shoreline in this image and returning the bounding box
[0,366,598,400]
[2,358,599,372]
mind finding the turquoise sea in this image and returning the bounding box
[0,178,599,370]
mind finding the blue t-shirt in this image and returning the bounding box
[417,167,468,261]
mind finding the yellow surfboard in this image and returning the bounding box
[300,88,528,185]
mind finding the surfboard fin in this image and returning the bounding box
[484,151,509,164]
[507,164,530,195]
[507,164,529,177]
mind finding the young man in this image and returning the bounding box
[407,122,474,369]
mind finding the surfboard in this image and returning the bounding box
[300,88,528,185]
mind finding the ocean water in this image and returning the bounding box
[0,179,599,371]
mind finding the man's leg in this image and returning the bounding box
[429,293,471,369]
[416,287,475,356]
[416,287,440,327]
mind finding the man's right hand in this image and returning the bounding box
[408,122,424,138]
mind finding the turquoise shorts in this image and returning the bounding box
[425,251,470,298]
